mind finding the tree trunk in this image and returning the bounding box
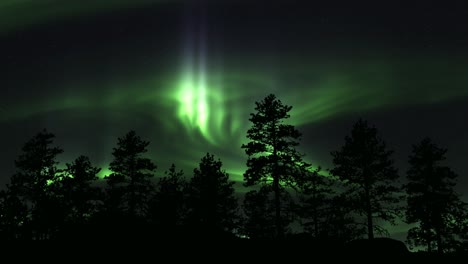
[313,189,319,237]
[129,179,135,218]
[423,222,432,253]
[273,174,282,239]
[365,185,374,239]
[313,209,318,237]
[129,158,136,219]
[272,121,283,239]
[436,228,443,254]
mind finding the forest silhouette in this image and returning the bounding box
[0,94,467,258]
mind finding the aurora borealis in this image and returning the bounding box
[1,0,468,241]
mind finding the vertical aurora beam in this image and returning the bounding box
[174,6,227,146]
[196,25,208,136]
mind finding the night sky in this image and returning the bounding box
[1,0,468,241]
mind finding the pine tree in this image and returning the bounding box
[322,193,365,242]
[186,153,239,237]
[7,129,64,239]
[330,119,400,239]
[242,186,276,239]
[62,155,101,224]
[105,130,156,219]
[0,189,28,240]
[149,164,187,232]
[405,138,467,253]
[242,94,307,238]
[297,167,334,238]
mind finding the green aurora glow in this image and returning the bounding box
[3,57,468,185]
[1,1,467,201]
[2,2,468,244]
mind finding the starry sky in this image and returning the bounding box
[1,0,468,239]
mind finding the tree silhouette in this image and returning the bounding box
[105,130,156,219]
[7,129,64,239]
[330,119,400,240]
[149,164,187,233]
[61,155,101,225]
[0,189,28,240]
[242,186,277,240]
[186,153,239,237]
[298,167,363,242]
[405,138,468,253]
[323,193,365,242]
[242,94,307,238]
[297,167,335,238]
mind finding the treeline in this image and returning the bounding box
[0,94,467,254]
